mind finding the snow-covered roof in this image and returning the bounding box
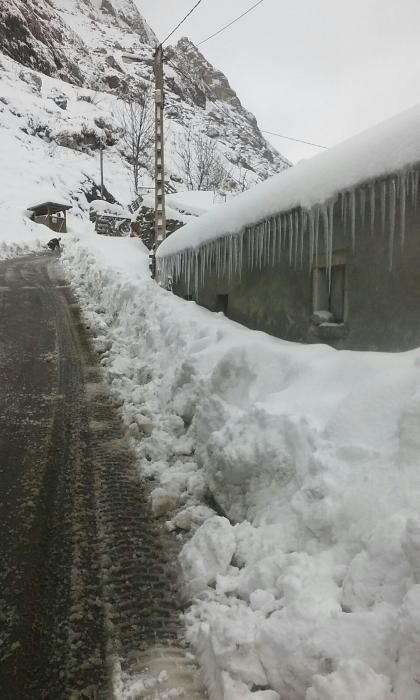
[158,103,420,259]
[166,191,221,218]
[90,200,131,218]
[27,201,72,213]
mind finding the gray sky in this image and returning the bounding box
[137,0,420,163]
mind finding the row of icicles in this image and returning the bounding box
[157,167,420,295]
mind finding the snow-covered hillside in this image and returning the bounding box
[0,0,289,195]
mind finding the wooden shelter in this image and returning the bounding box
[27,201,71,233]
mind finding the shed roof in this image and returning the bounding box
[27,201,72,215]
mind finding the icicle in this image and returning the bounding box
[249,227,254,271]
[370,183,375,236]
[300,211,306,268]
[255,224,261,269]
[234,236,239,277]
[360,188,366,230]
[328,202,334,284]
[321,207,329,284]
[349,190,356,251]
[257,224,262,269]
[340,192,345,219]
[261,222,265,267]
[308,210,315,270]
[389,178,396,270]
[283,215,288,250]
[400,174,407,249]
[278,215,282,263]
[293,211,299,269]
[272,216,277,265]
[381,180,387,234]
[263,221,270,267]
[314,207,320,266]
[342,191,347,236]
[288,213,294,265]
[266,220,271,267]
[414,170,419,213]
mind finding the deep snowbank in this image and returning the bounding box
[54,232,420,700]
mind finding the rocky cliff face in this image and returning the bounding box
[165,38,289,179]
[0,0,84,84]
[0,0,289,190]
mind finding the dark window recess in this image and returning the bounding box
[216,294,229,315]
[315,265,345,322]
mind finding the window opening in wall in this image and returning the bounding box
[313,264,346,323]
[216,294,229,315]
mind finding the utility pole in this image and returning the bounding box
[153,45,166,245]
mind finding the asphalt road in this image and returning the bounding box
[0,254,195,699]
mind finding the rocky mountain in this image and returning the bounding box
[0,0,290,194]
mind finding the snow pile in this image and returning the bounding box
[56,231,420,700]
[158,102,420,261]
[166,191,226,217]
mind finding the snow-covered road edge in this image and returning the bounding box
[60,235,420,700]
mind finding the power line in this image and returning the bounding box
[261,130,328,150]
[197,0,266,47]
[161,0,204,47]
[166,59,327,155]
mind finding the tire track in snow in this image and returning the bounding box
[0,254,206,699]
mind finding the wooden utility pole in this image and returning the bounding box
[153,45,166,244]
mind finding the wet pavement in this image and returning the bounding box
[0,254,203,699]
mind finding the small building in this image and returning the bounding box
[157,104,420,352]
[27,201,71,233]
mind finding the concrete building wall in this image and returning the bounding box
[172,184,420,352]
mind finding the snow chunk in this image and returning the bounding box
[222,673,279,700]
[179,516,236,599]
[306,659,394,700]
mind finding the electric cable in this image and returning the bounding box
[261,129,328,150]
[167,59,326,156]
[197,0,266,47]
[161,0,204,47]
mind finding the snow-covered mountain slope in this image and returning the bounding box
[0,52,134,249]
[0,0,289,191]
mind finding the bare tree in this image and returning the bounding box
[116,90,154,195]
[236,165,253,192]
[173,127,231,192]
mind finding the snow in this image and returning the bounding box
[158,102,420,260]
[2,192,420,697]
[2,31,420,700]
[179,517,237,599]
[166,191,224,217]
[46,228,420,699]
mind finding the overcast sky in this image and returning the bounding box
[137,0,420,163]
